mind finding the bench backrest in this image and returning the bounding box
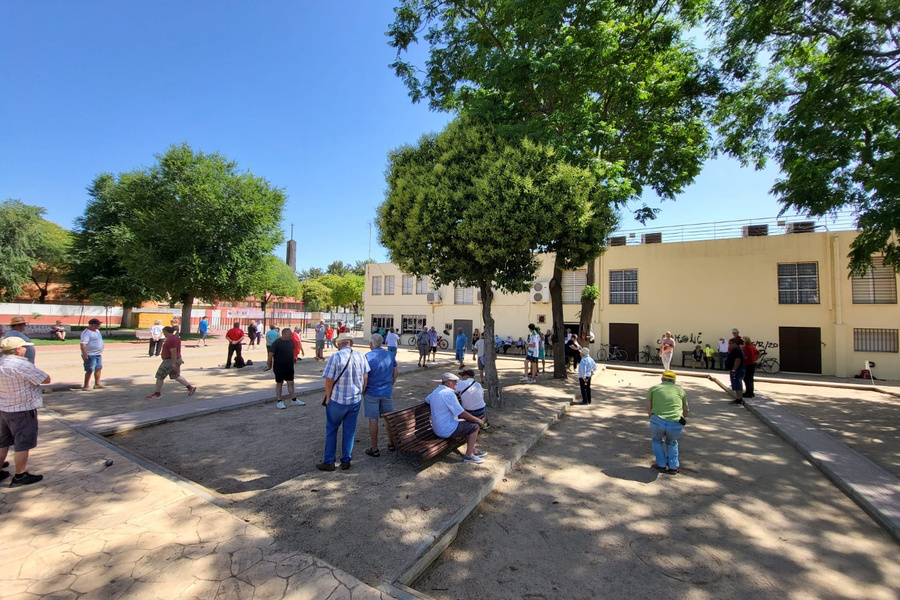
[383,403,435,445]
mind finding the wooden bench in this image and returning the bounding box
[382,402,466,469]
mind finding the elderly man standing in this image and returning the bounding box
[314,320,326,361]
[224,321,245,368]
[318,332,370,471]
[80,318,105,390]
[2,316,36,364]
[0,337,51,487]
[647,370,689,475]
[364,333,398,457]
[426,372,487,464]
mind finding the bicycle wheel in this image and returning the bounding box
[407,335,416,347]
[596,348,608,361]
[768,359,780,374]
[638,351,650,364]
[615,349,629,362]
[438,338,449,350]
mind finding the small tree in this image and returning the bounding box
[250,255,300,328]
[298,279,332,312]
[28,220,71,304]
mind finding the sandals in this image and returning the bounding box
[365,448,380,457]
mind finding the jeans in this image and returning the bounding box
[730,368,745,392]
[579,376,592,404]
[324,401,361,464]
[149,339,163,356]
[744,364,757,396]
[650,414,683,470]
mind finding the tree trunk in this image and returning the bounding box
[579,260,596,342]
[480,281,502,409]
[260,297,269,330]
[550,260,568,380]
[180,294,194,335]
[121,306,133,329]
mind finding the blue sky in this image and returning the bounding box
[1,1,789,271]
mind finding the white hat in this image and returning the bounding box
[442,372,459,383]
[336,332,354,344]
[0,337,34,351]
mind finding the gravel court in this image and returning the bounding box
[414,369,900,600]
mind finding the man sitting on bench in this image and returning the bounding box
[425,372,488,464]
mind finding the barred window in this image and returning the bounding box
[401,314,426,334]
[402,275,414,295]
[562,269,587,304]
[778,262,819,304]
[609,269,638,304]
[416,277,429,295]
[371,276,382,295]
[454,286,475,305]
[384,276,395,295]
[853,328,899,353]
[852,256,897,304]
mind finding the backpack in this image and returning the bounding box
[234,355,246,368]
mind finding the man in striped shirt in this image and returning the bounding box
[317,333,369,471]
[0,337,51,487]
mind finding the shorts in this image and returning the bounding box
[467,406,487,418]
[418,345,430,357]
[83,355,102,372]
[387,346,397,356]
[274,367,294,383]
[155,358,183,380]
[364,394,393,419]
[478,356,485,370]
[200,331,208,340]
[456,348,465,361]
[0,409,38,452]
[527,356,538,363]
[730,369,745,391]
[448,421,479,438]
[315,340,325,350]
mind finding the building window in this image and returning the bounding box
[562,269,587,304]
[853,328,899,353]
[372,276,382,295]
[401,314,426,334]
[609,269,638,304]
[454,286,475,305]
[852,256,897,304]
[416,277,429,295]
[778,262,819,304]
[385,275,395,295]
[371,314,394,332]
[402,275,414,295]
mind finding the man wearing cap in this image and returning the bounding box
[2,317,36,364]
[647,370,689,475]
[577,347,598,404]
[425,372,487,464]
[318,332,370,471]
[363,333,398,457]
[0,337,51,487]
[80,318,105,390]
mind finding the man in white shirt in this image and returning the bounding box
[385,328,400,358]
[456,369,488,429]
[80,319,105,390]
[472,335,486,383]
[425,372,487,464]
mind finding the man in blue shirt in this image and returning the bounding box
[455,327,467,369]
[1,317,35,364]
[197,316,209,347]
[318,333,370,471]
[363,334,399,457]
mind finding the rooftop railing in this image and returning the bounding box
[607,211,859,246]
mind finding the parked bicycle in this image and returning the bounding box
[637,344,662,365]
[595,343,628,362]
[756,350,780,374]
[405,334,449,350]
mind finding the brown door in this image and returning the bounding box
[778,327,822,374]
[609,323,640,362]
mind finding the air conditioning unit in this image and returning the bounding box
[608,236,627,247]
[786,221,816,234]
[426,291,442,304]
[742,224,769,237]
[531,281,551,303]
[642,232,662,244]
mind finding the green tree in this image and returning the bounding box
[329,274,365,316]
[710,0,900,274]
[351,259,373,276]
[389,0,710,377]
[298,267,325,281]
[29,219,71,304]
[98,144,286,333]
[326,261,352,277]
[379,118,607,404]
[250,255,300,327]
[298,279,331,312]
[0,200,45,301]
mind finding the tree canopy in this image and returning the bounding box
[710,0,900,274]
[249,255,300,325]
[0,199,71,303]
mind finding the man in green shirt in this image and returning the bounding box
[646,370,689,475]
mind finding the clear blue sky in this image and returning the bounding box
[1,1,791,271]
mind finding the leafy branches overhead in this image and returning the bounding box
[710,0,900,273]
[0,200,49,301]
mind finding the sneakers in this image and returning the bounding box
[187,386,197,396]
[651,464,667,473]
[527,378,537,384]
[519,376,530,382]
[9,472,43,487]
[94,384,106,389]
[316,462,335,471]
[481,422,491,431]
[730,399,744,405]
[146,392,161,399]
[474,449,488,457]
[463,454,485,464]
[275,400,286,409]
[291,398,306,406]
[340,462,352,470]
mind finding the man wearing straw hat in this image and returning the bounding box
[2,316,36,364]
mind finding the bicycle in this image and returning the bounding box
[637,344,662,364]
[756,350,780,374]
[595,343,628,362]
[406,334,449,350]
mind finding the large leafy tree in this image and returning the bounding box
[28,219,71,304]
[99,144,286,333]
[298,279,332,312]
[389,0,711,377]
[710,0,900,274]
[379,118,610,404]
[249,255,300,327]
[0,200,46,301]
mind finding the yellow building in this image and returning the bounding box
[365,218,900,379]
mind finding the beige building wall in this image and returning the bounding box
[366,230,900,379]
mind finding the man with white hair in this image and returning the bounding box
[363,333,398,457]
[576,347,597,405]
[318,332,369,471]
[314,320,326,361]
[0,337,51,487]
[425,372,487,464]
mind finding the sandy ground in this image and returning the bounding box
[415,369,900,600]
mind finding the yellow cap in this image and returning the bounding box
[662,370,676,381]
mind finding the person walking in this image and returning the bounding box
[149,320,164,357]
[317,333,369,471]
[272,328,305,409]
[0,337,51,487]
[2,316,36,364]
[416,326,430,368]
[224,322,245,368]
[363,333,398,457]
[647,370,689,475]
[385,328,400,358]
[726,337,745,405]
[660,331,676,371]
[742,336,760,398]
[80,318,105,390]
[197,316,209,347]
[577,347,597,404]
[145,327,197,399]
[292,326,305,362]
[455,327,467,369]
[247,320,258,350]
